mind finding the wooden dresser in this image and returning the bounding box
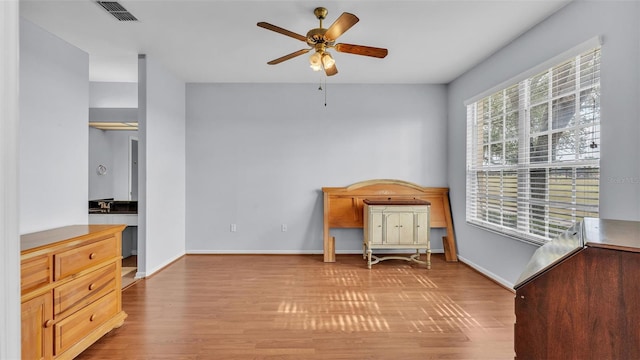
[514,218,640,359]
[21,225,128,360]
[363,199,431,269]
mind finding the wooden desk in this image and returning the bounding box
[514,218,640,359]
[322,179,457,262]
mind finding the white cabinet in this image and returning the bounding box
[363,199,431,269]
[89,214,138,257]
[89,213,138,226]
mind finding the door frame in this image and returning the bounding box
[128,135,138,201]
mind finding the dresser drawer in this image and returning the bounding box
[54,290,117,355]
[54,235,118,280]
[54,263,117,318]
[21,255,51,294]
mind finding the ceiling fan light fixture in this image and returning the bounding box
[309,52,323,71]
[258,7,387,77]
[322,52,335,69]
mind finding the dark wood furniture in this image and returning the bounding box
[514,218,640,359]
[322,179,457,262]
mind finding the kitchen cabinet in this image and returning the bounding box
[20,225,127,360]
[363,199,431,269]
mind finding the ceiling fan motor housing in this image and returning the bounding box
[306,28,332,46]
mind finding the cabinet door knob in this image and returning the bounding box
[88,283,96,291]
[89,252,97,260]
[44,319,54,328]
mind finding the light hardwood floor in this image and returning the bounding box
[121,255,138,289]
[77,254,515,359]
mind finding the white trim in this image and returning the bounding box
[144,252,184,277]
[464,36,603,105]
[186,249,445,255]
[187,250,324,255]
[0,1,21,358]
[458,255,515,292]
[136,54,146,278]
[128,135,138,201]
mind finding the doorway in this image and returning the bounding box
[122,136,139,289]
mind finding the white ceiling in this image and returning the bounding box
[20,0,571,84]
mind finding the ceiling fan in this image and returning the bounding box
[257,7,388,76]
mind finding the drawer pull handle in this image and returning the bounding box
[44,319,53,328]
[89,283,96,291]
[89,253,97,260]
[90,314,96,322]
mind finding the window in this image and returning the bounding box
[466,47,600,244]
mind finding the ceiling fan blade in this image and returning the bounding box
[324,63,338,77]
[324,12,359,41]
[267,49,310,65]
[257,22,307,42]
[334,43,388,58]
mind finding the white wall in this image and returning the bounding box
[0,1,21,358]
[139,56,186,276]
[88,128,137,200]
[19,18,89,233]
[88,82,138,200]
[88,127,113,200]
[89,81,137,108]
[447,0,640,288]
[185,84,448,253]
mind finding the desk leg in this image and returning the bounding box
[324,235,336,262]
[443,236,457,262]
[323,193,335,262]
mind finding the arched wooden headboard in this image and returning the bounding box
[322,179,457,262]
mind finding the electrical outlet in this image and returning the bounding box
[230,223,237,232]
[281,224,287,232]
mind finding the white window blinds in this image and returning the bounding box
[466,47,601,244]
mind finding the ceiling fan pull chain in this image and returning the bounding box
[324,77,327,107]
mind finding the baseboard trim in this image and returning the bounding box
[187,250,324,255]
[457,255,515,292]
[143,252,186,279]
[186,249,445,255]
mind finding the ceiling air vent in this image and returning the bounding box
[96,1,138,22]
